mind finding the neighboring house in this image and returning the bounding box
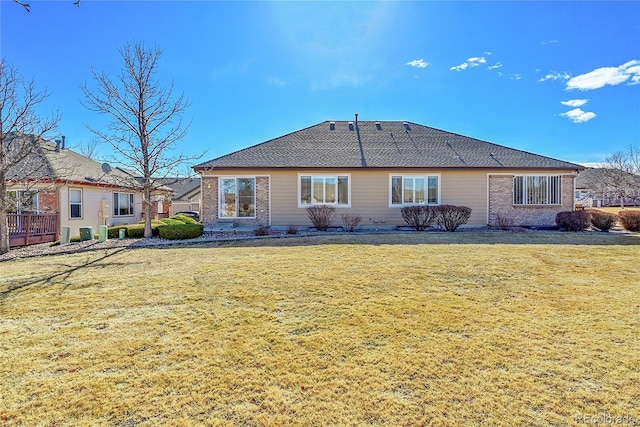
[193,119,583,229]
[575,168,640,208]
[5,135,172,242]
[157,177,201,215]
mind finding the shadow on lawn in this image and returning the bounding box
[151,230,640,251]
[0,248,133,299]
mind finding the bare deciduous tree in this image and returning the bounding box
[82,42,201,238]
[75,138,101,161]
[0,59,60,254]
[591,144,640,208]
[12,0,80,12]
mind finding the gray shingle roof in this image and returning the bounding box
[194,121,582,170]
[156,177,201,200]
[7,135,143,189]
[576,167,640,189]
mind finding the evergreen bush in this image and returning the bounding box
[158,223,204,240]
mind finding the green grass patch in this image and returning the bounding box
[0,232,638,425]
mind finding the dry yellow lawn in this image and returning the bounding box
[1,232,639,426]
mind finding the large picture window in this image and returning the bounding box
[220,177,255,218]
[69,188,82,219]
[113,192,134,216]
[390,175,439,206]
[513,175,561,205]
[299,175,349,206]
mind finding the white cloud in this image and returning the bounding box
[450,55,487,71]
[626,65,640,85]
[511,74,522,80]
[539,71,571,82]
[566,60,640,90]
[407,59,429,68]
[541,39,559,46]
[561,108,596,123]
[488,62,503,70]
[468,57,487,66]
[450,63,469,72]
[561,99,588,107]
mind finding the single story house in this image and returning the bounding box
[5,135,172,242]
[193,119,583,229]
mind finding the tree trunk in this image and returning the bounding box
[0,210,9,254]
[0,177,9,254]
[144,186,152,238]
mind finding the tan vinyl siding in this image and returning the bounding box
[59,185,143,237]
[439,170,488,225]
[203,169,502,227]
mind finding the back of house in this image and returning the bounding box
[193,120,583,230]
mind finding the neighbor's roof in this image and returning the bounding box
[156,177,201,200]
[194,121,583,170]
[7,135,146,190]
[576,167,640,189]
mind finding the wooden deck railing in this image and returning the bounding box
[7,212,59,247]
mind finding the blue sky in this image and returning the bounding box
[2,1,639,169]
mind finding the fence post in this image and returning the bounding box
[24,212,32,246]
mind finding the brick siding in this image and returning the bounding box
[201,176,270,227]
[39,189,58,212]
[488,174,575,227]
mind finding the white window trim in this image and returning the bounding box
[113,192,135,217]
[69,188,83,220]
[218,176,257,219]
[513,174,562,206]
[388,173,441,207]
[297,173,351,208]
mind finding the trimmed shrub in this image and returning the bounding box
[437,205,472,232]
[400,205,438,231]
[254,225,270,236]
[160,218,185,226]
[341,214,362,232]
[555,211,590,232]
[587,210,618,231]
[306,205,335,231]
[618,210,640,232]
[495,212,515,230]
[158,223,204,240]
[286,225,298,235]
[170,214,197,224]
[126,224,146,238]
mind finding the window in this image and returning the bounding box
[220,177,255,218]
[6,190,39,213]
[69,189,82,219]
[390,175,439,206]
[299,175,349,206]
[113,192,134,216]
[513,175,561,205]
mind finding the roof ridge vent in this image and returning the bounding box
[329,121,336,131]
[348,121,355,131]
[403,122,411,132]
[375,122,382,130]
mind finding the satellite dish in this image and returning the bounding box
[102,163,112,173]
